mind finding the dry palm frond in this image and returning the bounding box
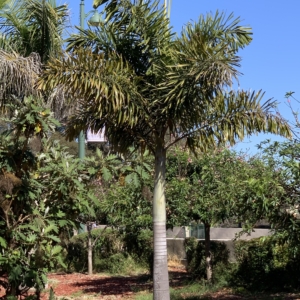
[0,50,41,107]
[46,85,77,123]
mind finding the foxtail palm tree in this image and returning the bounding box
[0,0,70,119]
[0,0,68,63]
[40,1,291,298]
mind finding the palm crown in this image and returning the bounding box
[42,0,290,152]
[0,0,69,118]
[0,0,68,62]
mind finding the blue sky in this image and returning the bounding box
[67,0,299,154]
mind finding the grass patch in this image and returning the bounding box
[135,283,209,300]
[171,283,209,299]
[134,280,300,300]
[135,285,300,300]
[94,253,149,275]
[135,293,153,300]
[71,290,84,297]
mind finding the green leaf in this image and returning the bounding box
[51,245,62,256]
[0,237,7,248]
[58,220,69,227]
[47,235,61,243]
[102,167,112,181]
[44,223,59,234]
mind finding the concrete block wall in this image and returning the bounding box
[167,227,272,262]
[209,228,272,240]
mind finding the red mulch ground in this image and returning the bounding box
[42,272,150,299]
[0,266,187,299]
[2,267,300,299]
[40,266,187,299]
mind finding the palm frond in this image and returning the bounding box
[41,2,291,155]
[40,48,144,133]
[67,0,172,78]
[93,0,110,9]
[166,90,291,151]
[0,50,41,107]
[0,33,17,52]
[161,11,253,112]
[0,0,11,9]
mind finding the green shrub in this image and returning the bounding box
[183,236,300,291]
[124,229,153,272]
[184,237,229,280]
[234,238,274,290]
[94,253,137,274]
[65,238,87,272]
[65,228,122,272]
[64,228,152,274]
[94,253,127,273]
[233,237,300,291]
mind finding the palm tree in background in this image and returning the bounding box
[0,0,70,119]
[41,0,291,298]
[0,0,67,62]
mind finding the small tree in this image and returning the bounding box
[74,147,154,275]
[257,138,300,246]
[167,148,237,281]
[166,147,286,281]
[79,148,121,275]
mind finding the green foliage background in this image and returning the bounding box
[66,228,153,274]
[234,237,300,291]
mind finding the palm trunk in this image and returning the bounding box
[87,223,93,275]
[204,223,212,282]
[153,143,170,300]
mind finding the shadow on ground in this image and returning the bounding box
[46,272,300,299]
[71,270,188,296]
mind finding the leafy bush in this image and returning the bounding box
[94,253,137,274]
[234,237,300,291]
[65,228,152,274]
[0,97,98,298]
[183,236,300,291]
[65,228,121,272]
[184,237,229,280]
[124,229,153,271]
[94,253,126,274]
